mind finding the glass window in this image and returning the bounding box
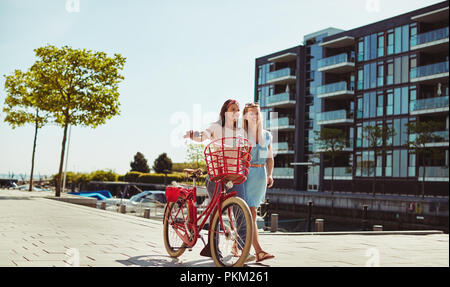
[387,122,393,146]
[376,155,382,176]
[364,64,370,90]
[393,150,400,177]
[402,25,409,53]
[370,62,377,89]
[364,36,370,61]
[387,31,394,55]
[401,118,409,145]
[409,153,416,177]
[387,61,394,85]
[377,93,384,117]
[410,25,417,47]
[386,152,392,177]
[386,90,393,115]
[395,27,402,54]
[394,118,401,146]
[357,97,363,119]
[356,154,362,176]
[400,149,408,177]
[377,62,384,87]
[394,57,402,84]
[357,68,364,90]
[363,93,370,118]
[371,33,377,60]
[401,86,409,114]
[410,87,416,112]
[378,34,384,58]
[401,56,409,83]
[394,88,401,115]
[362,151,369,176]
[356,125,362,147]
[358,40,364,62]
[370,92,376,118]
[369,151,375,177]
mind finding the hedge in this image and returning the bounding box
[122,171,206,184]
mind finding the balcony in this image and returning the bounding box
[266,68,296,85]
[268,52,297,63]
[411,27,449,53]
[319,36,355,48]
[410,130,449,147]
[418,166,449,182]
[411,6,449,23]
[410,96,449,115]
[315,81,354,100]
[266,117,295,131]
[410,61,449,84]
[272,142,295,155]
[324,167,353,180]
[317,52,355,73]
[266,92,296,108]
[317,109,354,126]
[273,167,294,179]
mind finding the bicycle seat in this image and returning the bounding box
[183,168,203,178]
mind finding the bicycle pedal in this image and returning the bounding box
[188,248,192,252]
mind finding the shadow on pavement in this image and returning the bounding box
[117,255,216,267]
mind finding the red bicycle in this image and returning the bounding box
[163,137,253,267]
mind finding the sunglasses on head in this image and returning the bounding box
[245,102,259,107]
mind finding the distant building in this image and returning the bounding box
[255,1,449,196]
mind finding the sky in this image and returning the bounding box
[0,0,444,177]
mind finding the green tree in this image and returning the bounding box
[28,45,126,197]
[186,143,206,169]
[3,69,50,192]
[153,153,173,174]
[130,152,150,173]
[363,125,396,197]
[405,121,444,198]
[314,128,348,194]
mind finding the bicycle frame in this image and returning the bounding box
[167,179,239,248]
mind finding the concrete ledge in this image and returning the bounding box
[259,230,444,236]
[45,195,97,208]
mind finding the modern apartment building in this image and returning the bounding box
[255,1,449,195]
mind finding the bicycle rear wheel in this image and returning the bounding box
[209,196,253,267]
[163,200,191,258]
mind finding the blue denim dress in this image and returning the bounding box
[243,130,272,207]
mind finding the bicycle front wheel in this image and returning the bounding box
[209,196,253,267]
[163,201,190,258]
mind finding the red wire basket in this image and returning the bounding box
[204,137,252,185]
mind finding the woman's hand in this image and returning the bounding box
[267,175,274,188]
[183,130,193,139]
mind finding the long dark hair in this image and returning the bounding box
[218,99,239,128]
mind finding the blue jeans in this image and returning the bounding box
[205,176,247,251]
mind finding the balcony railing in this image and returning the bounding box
[324,167,353,179]
[418,166,449,181]
[410,96,449,113]
[318,52,355,69]
[267,68,295,82]
[266,92,296,106]
[317,109,353,124]
[266,117,295,129]
[272,142,293,151]
[273,167,294,178]
[315,81,354,95]
[410,61,449,79]
[411,27,449,46]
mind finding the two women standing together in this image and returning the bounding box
[183,99,275,263]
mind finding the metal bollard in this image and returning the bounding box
[315,219,324,232]
[373,225,383,231]
[100,202,106,210]
[144,208,150,219]
[119,204,126,214]
[270,214,278,233]
[362,205,369,231]
[307,201,313,232]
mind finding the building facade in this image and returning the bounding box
[255,1,449,196]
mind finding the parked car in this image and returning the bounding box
[126,190,166,213]
[13,184,51,191]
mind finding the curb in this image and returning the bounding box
[259,230,445,236]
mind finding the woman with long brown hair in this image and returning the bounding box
[183,99,250,259]
[242,102,275,263]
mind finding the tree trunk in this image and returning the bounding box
[28,114,39,192]
[56,122,69,197]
